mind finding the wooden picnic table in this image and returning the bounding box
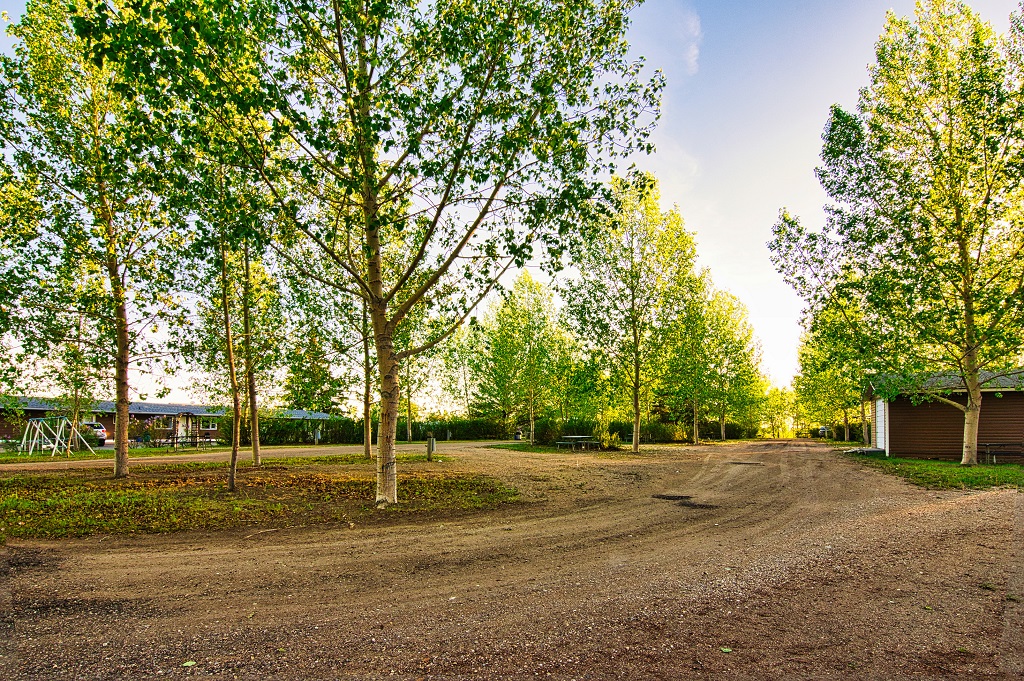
[556,435,600,451]
[979,442,1023,463]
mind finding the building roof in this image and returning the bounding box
[870,370,1024,395]
[13,397,331,420]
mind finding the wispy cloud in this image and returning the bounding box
[679,11,703,75]
[629,2,703,78]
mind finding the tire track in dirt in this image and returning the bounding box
[1000,489,1024,675]
[3,440,1021,680]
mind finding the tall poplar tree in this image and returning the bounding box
[1,0,182,476]
[771,0,1024,465]
[472,272,558,442]
[79,0,663,503]
[563,171,696,453]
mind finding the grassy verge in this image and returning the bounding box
[827,440,867,448]
[0,446,240,465]
[0,456,517,540]
[263,452,445,466]
[0,441,418,465]
[843,451,1024,490]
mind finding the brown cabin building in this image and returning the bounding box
[870,374,1024,461]
[0,398,331,445]
[0,398,226,443]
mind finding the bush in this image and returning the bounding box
[403,418,505,441]
[696,420,760,440]
[608,421,687,443]
[219,414,513,446]
[220,415,366,446]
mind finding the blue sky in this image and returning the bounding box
[626,0,1019,384]
[3,0,1020,392]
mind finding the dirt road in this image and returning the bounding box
[2,440,1021,679]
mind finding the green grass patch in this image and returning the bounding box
[0,446,235,465]
[262,452,445,466]
[844,451,1024,490]
[0,459,517,540]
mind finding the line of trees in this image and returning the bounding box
[772,0,1024,465]
[448,173,770,448]
[0,0,796,502]
[0,0,664,502]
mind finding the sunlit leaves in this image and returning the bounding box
[770,0,1024,397]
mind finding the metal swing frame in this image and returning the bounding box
[19,416,96,457]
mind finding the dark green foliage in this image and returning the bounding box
[218,415,364,446]
[216,415,509,445]
[608,421,686,443]
[403,418,505,442]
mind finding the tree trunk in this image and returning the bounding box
[107,259,131,478]
[632,378,641,454]
[220,242,242,492]
[406,362,413,442]
[860,399,868,444]
[530,400,535,446]
[720,413,726,442]
[374,329,400,505]
[362,299,372,460]
[242,241,261,466]
[692,401,699,445]
[67,316,85,456]
[843,411,850,442]
[960,362,983,466]
[68,400,80,457]
[961,397,982,466]
[960,245,982,467]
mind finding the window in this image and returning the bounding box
[199,417,219,431]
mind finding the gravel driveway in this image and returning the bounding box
[1,439,1021,679]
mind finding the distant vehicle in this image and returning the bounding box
[82,422,107,446]
[818,426,828,438]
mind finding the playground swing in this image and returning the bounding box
[19,416,96,457]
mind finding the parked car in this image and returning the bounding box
[82,422,107,446]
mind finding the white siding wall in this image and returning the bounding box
[874,399,888,454]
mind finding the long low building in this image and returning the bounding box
[870,372,1024,461]
[0,397,331,443]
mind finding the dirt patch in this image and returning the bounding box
[2,440,1022,679]
[4,547,61,573]
[650,493,717,509]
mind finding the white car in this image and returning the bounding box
[82,422,107,446]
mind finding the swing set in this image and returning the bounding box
[19,416,96,457]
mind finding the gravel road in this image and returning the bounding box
[1,439,1021,679]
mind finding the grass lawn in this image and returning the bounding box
[843,450,1024,490]
[0,445,236,465]
[0,454,518,540]
[0,441,449,465]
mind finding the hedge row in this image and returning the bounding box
[218,414,760,447]
[218,415,507,446]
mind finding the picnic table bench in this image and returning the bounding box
[556,435,600,451]
[979,442,1024,464]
